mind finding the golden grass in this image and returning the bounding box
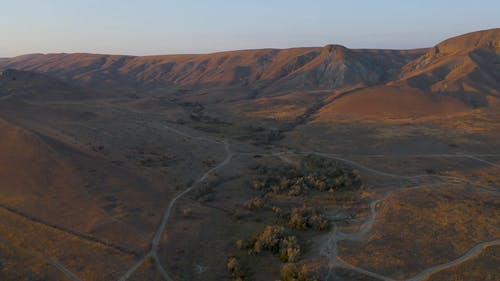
[0,208,134,281]
[339,184,499,279]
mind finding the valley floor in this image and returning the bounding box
[0,88,498,281]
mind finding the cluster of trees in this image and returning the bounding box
[280,263,317,281]
[252,155,362,197]
[287,206,329,231]
[228,225,307,280]
[228,155,359,280]
[236,225,301,263]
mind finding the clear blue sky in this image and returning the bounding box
[1,0,498,57]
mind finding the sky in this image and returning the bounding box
[0,0,499,57]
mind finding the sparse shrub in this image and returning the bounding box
[227,256,247,281]
[227,256,240,273]
[253,240,262,254]
[236,239,244,250]
[145,254,155,268]
[182,208,192,217]
[309,212,329,231]
[288,209,306,230]
[280,263,297,281]
[298,264,317,281]
[256,225,285,253]
[271,184,281,194]
[288,184,305,196]
[272,206,282,216]
[280,263,317,281]
[243,197,264,210]
[252,179,266,190]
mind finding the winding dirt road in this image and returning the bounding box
[320,194,500,281]
[405,239,500,281]
[316,156,499,281]
[333,240,500,281]
[111,122,499,281]
[117,125,233,281]
[313,152,497,191]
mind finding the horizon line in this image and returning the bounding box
[2,28,497,59]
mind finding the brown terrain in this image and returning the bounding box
[0,28,498,281]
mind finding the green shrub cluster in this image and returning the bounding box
[237,225,301,263]
[252,155,361,196]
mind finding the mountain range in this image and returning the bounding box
[0,28,499,118]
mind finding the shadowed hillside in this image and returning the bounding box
[0,69,76,100]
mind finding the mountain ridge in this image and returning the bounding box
[0,28,498,110]
[0,47,425,90]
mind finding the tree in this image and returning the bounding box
[288,208,306,230]
[280,263,317,281]
[243,197,264,210]
[280,263,298,281]
[227,257,240,273]
[279,236,300,262]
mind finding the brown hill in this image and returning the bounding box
[312,29,500,120]
[396,28,500,105]
[0,118,91,230]
[0,47,423,90]
[0,115,166,251]
[0,29,497,119]
[315,85,471,121]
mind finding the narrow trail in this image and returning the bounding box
[334,239,500,281]
[320,194,500,281]
[404,240,500,281]
[117,124,233,281]
[0,204,138,256]
[150,140,232,280]
[249,151,498,191]
[335,195,389,241]
[465,154,500,169]
[319,195,389,280]
[47,257,83,281]
[311,152,497,192]
[315,153,500,281]
[0,235,83,281]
